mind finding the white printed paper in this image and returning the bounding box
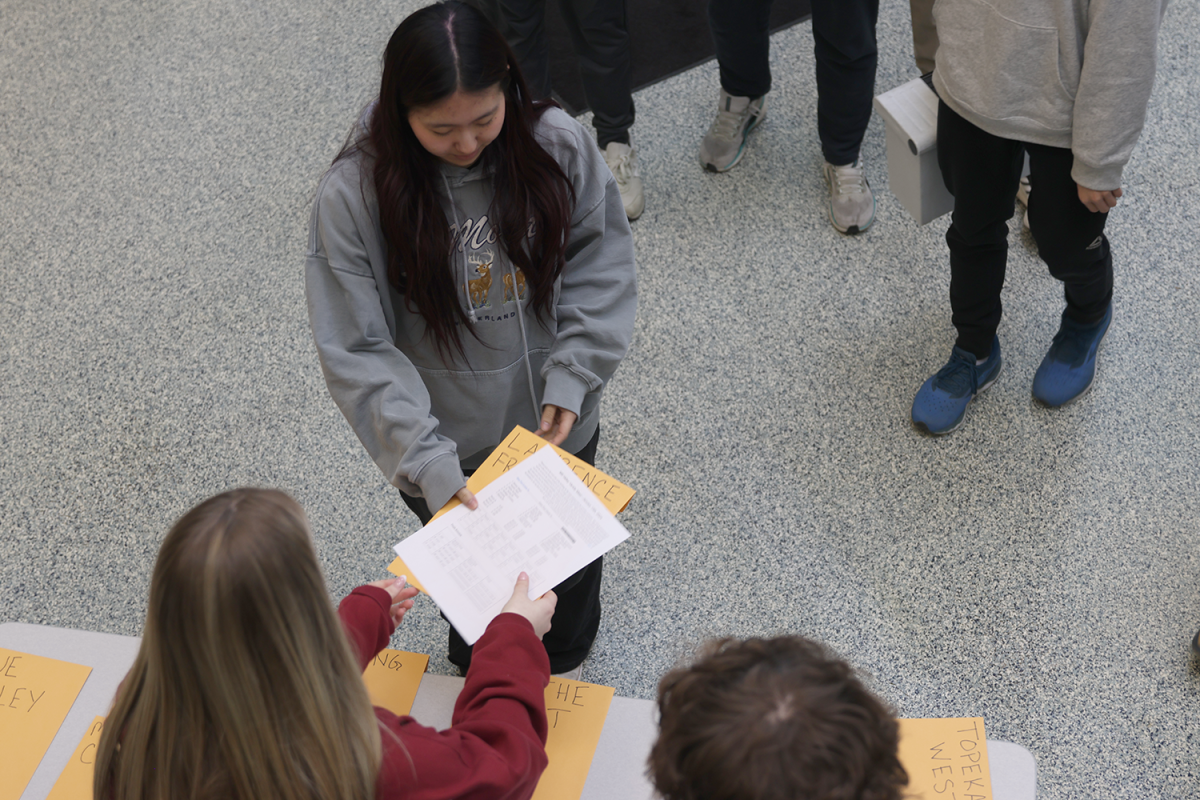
[394,446,631,644]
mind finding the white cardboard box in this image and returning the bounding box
[873,77,952,226]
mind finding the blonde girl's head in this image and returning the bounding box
[94,488,381,800]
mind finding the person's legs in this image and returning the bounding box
[496,0,554,98]
[556,0,634,148]
[1024,145,1113,324]
[1024,143,1114,406]
[699,0,772,173]
[809,0,878,167]
[809,0,879,234]
[405,425,605,674]
[708,0,774,99]
[937,101,1025,359]
[556,0,643,219]
[911,101,1022,435]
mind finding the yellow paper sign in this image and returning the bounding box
[436,426,635,521]
[897,717,993,800]
[390,425,636,590]
[46,716,105,800]
[531,677,615,800]
[0,649,93,800]
[361,649,430,717]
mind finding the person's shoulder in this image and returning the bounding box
[318,153,366,196]
[314,152,374,219]
[531,106,592,161]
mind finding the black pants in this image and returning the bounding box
[708,0,879,165]
[470,0,635,148]
[400,425,603,674]
[937,102,1114,359]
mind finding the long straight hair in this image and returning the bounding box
[94,489,382,800]
[340,0,575,360]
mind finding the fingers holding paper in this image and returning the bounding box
[455,486,479,510]
[501,571,557,639]
[369,576,421,627]
[537,405,577,446]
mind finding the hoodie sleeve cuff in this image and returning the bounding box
[541,367,589,417]
[1070,157,1125,193]
[413,452,467,515]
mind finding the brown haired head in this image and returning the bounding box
[94,488,381,800]
[649,637,908,800]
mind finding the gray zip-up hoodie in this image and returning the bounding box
[932,0,1170,190]
[305,108,637,512]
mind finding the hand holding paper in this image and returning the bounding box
[393,446,630,644]
[537,405,577,445]
[501,572,558,639]
[455,487,479,510]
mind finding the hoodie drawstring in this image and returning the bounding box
[510,260,542,423]
[441,171,540,422]
[441,172,477,324]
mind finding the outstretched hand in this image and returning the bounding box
[500,572,557,639]
[537,404,577,446]
[368,576,421,627]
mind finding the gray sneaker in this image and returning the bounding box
[603,141,644,220]
[822,159,875,234]
[699,89,766,173]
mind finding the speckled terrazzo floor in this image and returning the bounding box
[2,1,1199,798]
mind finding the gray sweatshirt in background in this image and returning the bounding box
[932,0,1170,190]
[305,108,637,512]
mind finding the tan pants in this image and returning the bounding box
[910,0,939,75]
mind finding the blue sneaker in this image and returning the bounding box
[911,337,1003,435]
[1031,304,1112,407]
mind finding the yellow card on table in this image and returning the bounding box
[898,717,993,800]
[389,425,636,589]
[46,716,105,800]
[361,649,430,717]
[531,677,615,800]
[0,648,93,800]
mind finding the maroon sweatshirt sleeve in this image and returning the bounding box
[373,613,551,800]
[337,585,395,671]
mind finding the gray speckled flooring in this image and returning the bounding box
[3,1,1199,798]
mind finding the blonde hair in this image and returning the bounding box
[94,488,382,800]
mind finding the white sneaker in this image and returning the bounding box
[822,159,876,234]
[603,141,644,220]
[1017,175,1031,231]
[699,89,767,173]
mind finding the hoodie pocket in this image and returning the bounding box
[935,0,1075,132]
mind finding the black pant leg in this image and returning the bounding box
[809,0,879,165]
[937,101,1025,359]
[1024,145,1114,325]
[496,0,555,98]
[556,0,634,147]
[708,0,774,99]
[399,490,434,525]
[402,425,604,674]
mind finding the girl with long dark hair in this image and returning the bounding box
[305,1,636,676]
